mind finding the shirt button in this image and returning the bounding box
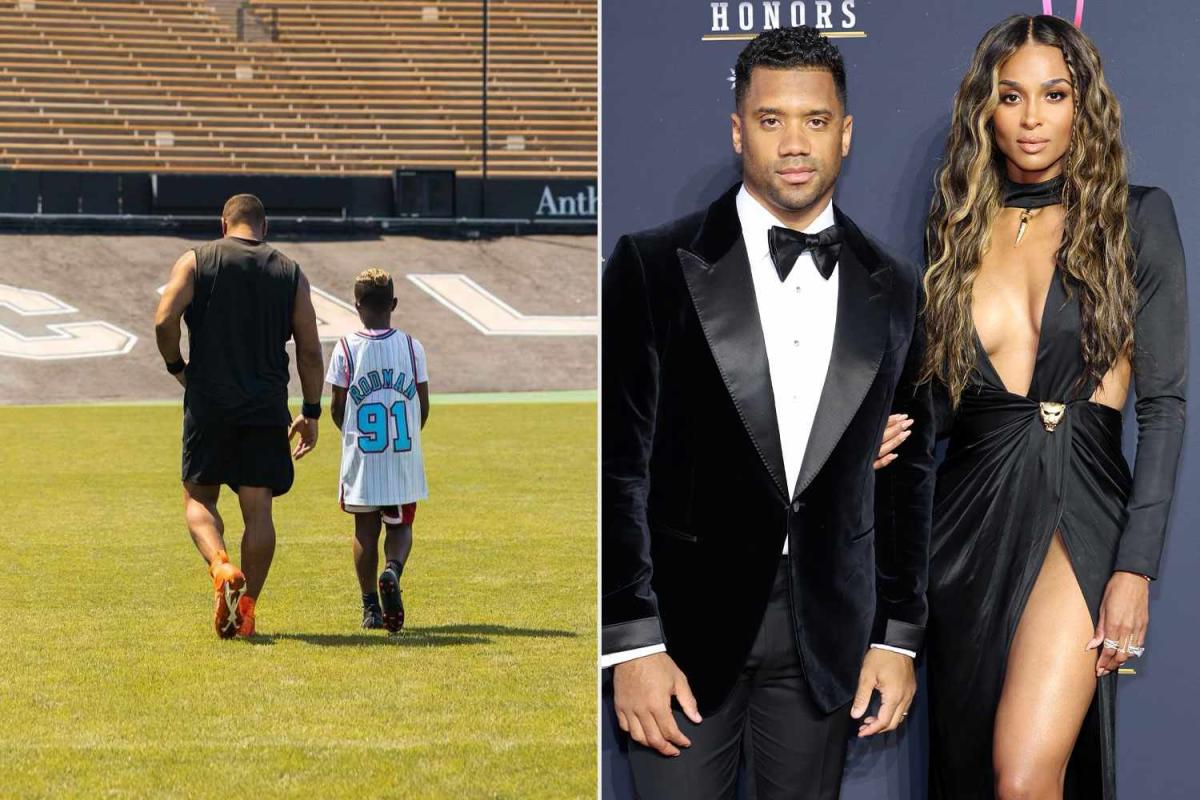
[795,286,802,294]
[793,339,800,347]
[792,501,801,512]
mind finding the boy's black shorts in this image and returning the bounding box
[182,409,294,496]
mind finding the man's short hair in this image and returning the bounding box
[221,194,266,231]
[354,268,394,312]
[734,26,848,112]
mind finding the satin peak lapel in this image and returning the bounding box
[792,212,893,499]
[678,239,788,499]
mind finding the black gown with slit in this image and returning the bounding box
[926,184,1187,800]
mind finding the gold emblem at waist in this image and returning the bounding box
[1039,401,1066,432]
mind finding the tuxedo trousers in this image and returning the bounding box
[628,558,853,800]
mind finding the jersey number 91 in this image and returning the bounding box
[357,401,413,453]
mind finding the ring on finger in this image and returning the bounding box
[1102,638,1120,650]
[1127,644,1146,658]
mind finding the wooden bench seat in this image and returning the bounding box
[0,120,593,143]
[0,66,594,86]
[0,0,595,179]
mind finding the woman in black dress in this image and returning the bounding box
[920,15,1187,799]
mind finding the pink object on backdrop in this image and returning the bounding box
[1042,0,1085,27]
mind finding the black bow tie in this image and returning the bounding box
[768,224,842,282]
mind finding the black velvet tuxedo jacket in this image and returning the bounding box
[601,184,936,716]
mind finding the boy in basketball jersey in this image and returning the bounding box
[326,269,430,632]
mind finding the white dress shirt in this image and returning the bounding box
[738,185,838,548]
[602,188,914,668]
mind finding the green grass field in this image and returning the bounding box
[0,400,596,799]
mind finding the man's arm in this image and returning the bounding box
[854,268,936,736]
[289,270,324,459]
[871,276,935,654]
[602,235,701,757]
[602,234,665,655]
[153,250,196,386]
[292,271,324,407]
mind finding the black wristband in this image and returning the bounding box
[165,358,186,375]
[302,402,322,420]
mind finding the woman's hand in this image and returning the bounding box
[1087,571,1150,677]
[874,413,913,470]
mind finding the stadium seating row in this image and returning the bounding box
[0,0,596,177]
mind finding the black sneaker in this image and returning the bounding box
[378,567,405,633]
[362,604,385,630]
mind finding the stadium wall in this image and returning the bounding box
[0,170,596,229]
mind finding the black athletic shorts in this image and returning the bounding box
[181,408,294,496]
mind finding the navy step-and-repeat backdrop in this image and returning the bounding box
[600,1,1199,798]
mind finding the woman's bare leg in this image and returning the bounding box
[993,532,1098,800]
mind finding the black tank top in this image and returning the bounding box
[184,236,300,426]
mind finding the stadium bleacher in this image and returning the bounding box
[0,0,596,177]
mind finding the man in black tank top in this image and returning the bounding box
[153,194,326,638]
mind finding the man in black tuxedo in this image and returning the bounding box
[601,27,936,798]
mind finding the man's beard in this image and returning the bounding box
[768,173,832,215]
[744,158,838,218]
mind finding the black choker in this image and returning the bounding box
[1001,175,1064,209]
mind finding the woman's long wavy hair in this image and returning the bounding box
[922,15,1135,406]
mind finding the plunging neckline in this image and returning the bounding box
[971,267,1058,400]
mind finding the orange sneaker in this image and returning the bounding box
[236,594,256,638]
[209,550,245,639]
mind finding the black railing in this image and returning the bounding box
[235,3,278,42]
[481,0,490,217]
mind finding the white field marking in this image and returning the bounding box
[0,284,79,316]
[157,284,359,341]
[406,274,596,337]
[0,284,137,360]
[309,286,361,341]
[0,321,137,360]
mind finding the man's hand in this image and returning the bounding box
[851,648,915,737]
[612,652,702,757]
[288,414,318,459]
[874,413,913,469]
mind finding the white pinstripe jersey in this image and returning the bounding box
[325,328,429,507]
